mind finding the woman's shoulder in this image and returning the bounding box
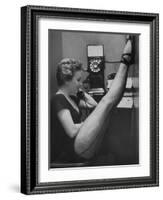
[51,93,70,112]
[51,93,67,103]
[52,93,64,98]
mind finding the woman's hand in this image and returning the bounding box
[79,92,97,109]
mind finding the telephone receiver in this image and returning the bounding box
[77,90,85,100]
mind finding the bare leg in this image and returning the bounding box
[78,113,112,159]
[74,37,132,159]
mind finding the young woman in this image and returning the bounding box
[50,36,133,165]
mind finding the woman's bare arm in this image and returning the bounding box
[79,92,98,109]
[57,109,83,138]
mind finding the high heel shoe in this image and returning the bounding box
[120,35,135,66]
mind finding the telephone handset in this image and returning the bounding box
[77,90,89,117]
[77,90,85,100]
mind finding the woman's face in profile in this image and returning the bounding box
[68,70,83,95]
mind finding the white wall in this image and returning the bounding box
[0,0,162,200]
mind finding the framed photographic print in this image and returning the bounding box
[21,5,159,194]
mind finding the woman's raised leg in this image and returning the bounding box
[74,37,133,159]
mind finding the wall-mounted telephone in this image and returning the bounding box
[87,45,105,98]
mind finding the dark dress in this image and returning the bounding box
[50,93,87,167]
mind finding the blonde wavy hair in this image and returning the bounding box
[56,58,83,86]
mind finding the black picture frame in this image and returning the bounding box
[21,5,159,194]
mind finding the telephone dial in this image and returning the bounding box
[89,57,103,73]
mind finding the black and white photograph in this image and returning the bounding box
[49,30,139,169]
[20,5,159,195]
[0,0,162,198]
